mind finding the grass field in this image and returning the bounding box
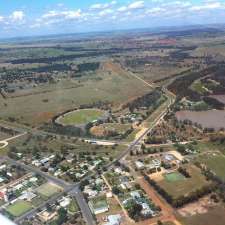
[195,153,225,181]
[36,182,62,198]
[0,71,150,126]
[58,109,104,125]
[6,200,32,217]
[158,165,209,198]
[194,141,225,154]
[164,172,185,182]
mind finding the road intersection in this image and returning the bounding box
[0,71,175,225]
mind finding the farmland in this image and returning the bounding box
[175,110,225,131]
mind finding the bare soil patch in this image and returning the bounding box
[178,196,216,217]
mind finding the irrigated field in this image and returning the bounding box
[6,200,32,217]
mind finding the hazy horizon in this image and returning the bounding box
[0,0,225,38]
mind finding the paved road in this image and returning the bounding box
[6,157,70,189]
[5,157,96,225]
[70,186,96,225]
[2,71,175,225]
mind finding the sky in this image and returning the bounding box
[0,0,225,38]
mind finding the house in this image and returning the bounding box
[83,188,98,198]
[0,164,6,170]
[29,177,38,183]
[59,197,71,207]
[114,167,122,174]
[18,191,36,201]
[37,210,57,223]
[104,214,122,225]
[130,191,141,199]
[135,161,145,170]
[141,202,154,216]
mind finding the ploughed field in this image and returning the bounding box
[176,110,225,130]
[56,109,105,126]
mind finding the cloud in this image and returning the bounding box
[10,11,25,22]
[90,1,117,10]
[90,3,109,10]
[0,16,4,22]
[42,9,82,20]
[117,6,127,12]
[128,1,145,9]
[190,1,223,11]
[117,1,144,12]
[99,9,113,16]
[10,11,25,21]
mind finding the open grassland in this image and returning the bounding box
[6,200,32,217]
[195,153,225,181]
[158,165,209,199]
[0,71,150,126]
[194,141,225,154]
[58,109,104,126]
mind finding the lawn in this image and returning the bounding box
[158,165,209,199]
[58,109,105,125]
[164,172,185,182]
[35,182,62,198]
[6,200,32,217]
[68,198,79,214]
[195,153,225,181]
